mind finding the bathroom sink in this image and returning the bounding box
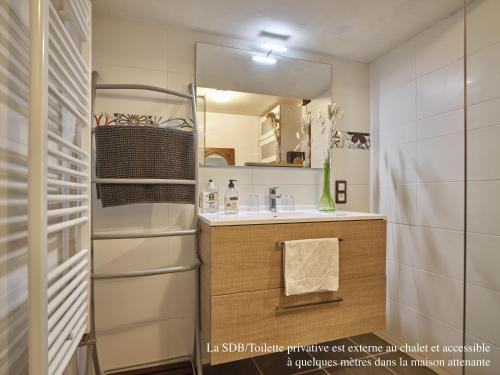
[198,209,385,226]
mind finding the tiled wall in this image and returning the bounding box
[464,0,500,371]
[92,14,371,371]
[370,9,465,375]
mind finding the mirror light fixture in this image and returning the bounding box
[252,55,277,65]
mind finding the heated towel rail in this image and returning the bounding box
[89,73,203,374]
[28,0,92,374]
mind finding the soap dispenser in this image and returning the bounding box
[202,179,219,213]
[224,179,239,214]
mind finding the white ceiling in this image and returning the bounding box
[93,0,463,62]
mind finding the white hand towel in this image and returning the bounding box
[283,238,339,296]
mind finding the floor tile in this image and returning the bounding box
[153,368,193,375]
[308,338,371,363]
[325,362,393,374]
[349,333,394,355]
[377,352,437,374]
[203,358,260,375]
[254,350,318,375]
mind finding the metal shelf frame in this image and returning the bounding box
[89,71,203,375]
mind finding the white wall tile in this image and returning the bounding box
[416,132,464,183]
[467,233,500,292]
[252,167,322,186]
[390,224,463,280]
[165,27,197,75]
[417,59,464,120]
[466,283,500,347]
[331,148,347,181]
[417,182,464,231]
[92,190,169,231]
[415,10,463,77]
[389,262,463,328]
[467,181,500,236]
[93,16,168,72]
[467,124,500,181]
[93,63,168,116]
[468,97,500,130]
[167,317,194,358]
[97,320,173,371]
[417,109,464,140]
[391,142,417,185]
[379,81,417,131]
[344,150,370,185]
[252,184,321,206]
[379,184,417,225]
[464,335,500,375]
[346,184,370,212]
[372,38,416,93]
[94,274,194,329]
[378,122,417,150]
[385,301,463,366]
[467,43,500,105]
[466,0,500,54]
[199,166,253,186]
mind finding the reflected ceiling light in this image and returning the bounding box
[252,55,277,65]
[261,43,287,53]
[207,89,233,103]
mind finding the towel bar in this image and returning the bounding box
[276,297,344,314]
[276,238,343,250]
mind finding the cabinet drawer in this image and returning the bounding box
[210,220,386,295]
[210,275,386,364]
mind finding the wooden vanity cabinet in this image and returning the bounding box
[200,219,386,364]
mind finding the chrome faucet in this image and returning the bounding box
[269,187,282,212]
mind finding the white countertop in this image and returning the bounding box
[198,209,386,226]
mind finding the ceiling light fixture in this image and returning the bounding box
[252,55,277,65]
[261,43,287,53]
[207,89,233,103]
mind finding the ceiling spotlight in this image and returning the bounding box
[207,89,232,103]
[252,55,277,65]
[261,43,287,53]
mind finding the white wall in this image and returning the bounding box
[464,0,500,372]
[370,9,465,374]
[205,112,259,165]
[92,13,371,371]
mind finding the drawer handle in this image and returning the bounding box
[276,297,343,314]
[276,238,343,251]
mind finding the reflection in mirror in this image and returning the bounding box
[198,87,310,167]
[196,43,332,168]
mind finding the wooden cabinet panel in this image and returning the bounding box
[210,275,386,364]
[210,220,386,295]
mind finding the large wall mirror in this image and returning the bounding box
[195,43,332,169]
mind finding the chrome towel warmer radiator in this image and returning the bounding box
[89,72,203,375]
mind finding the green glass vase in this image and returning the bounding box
[318,158,336,212]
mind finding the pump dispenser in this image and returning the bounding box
[202,179,219,213]
[224,179,239,214]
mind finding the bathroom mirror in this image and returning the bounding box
[196,42,332,168]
